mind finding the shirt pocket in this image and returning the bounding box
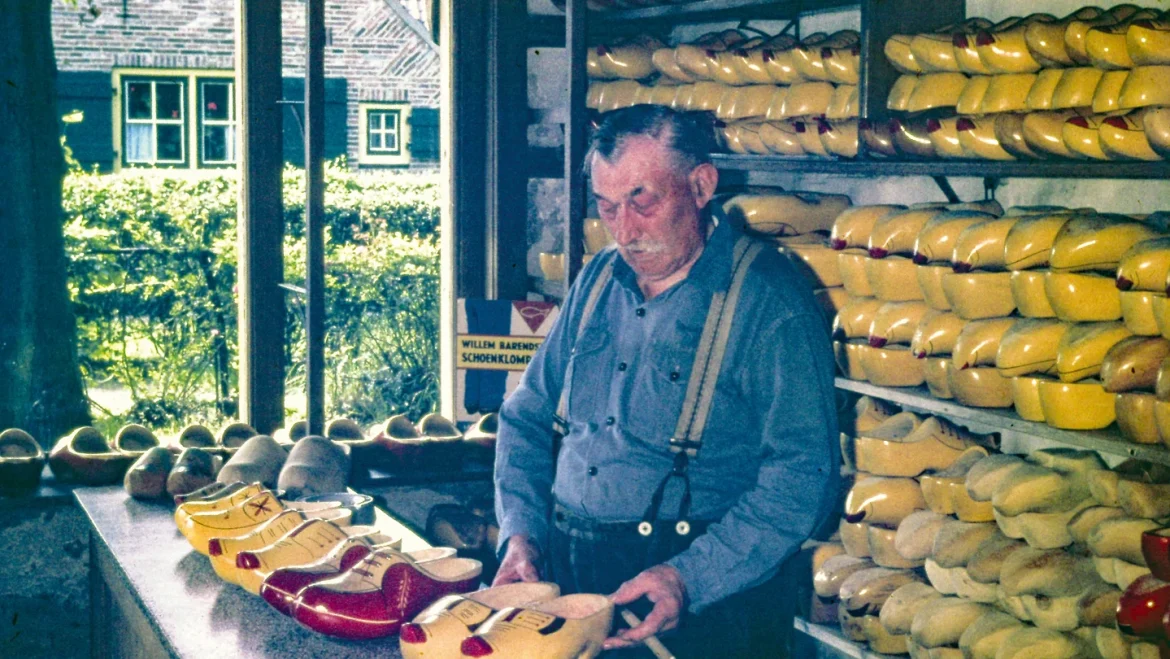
[565,324,612,424]
[625,341,695,446]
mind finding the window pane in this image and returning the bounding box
[125,124,153,162]
[203,125,230,163]
[157,124,183,161]
[369,131,383,150]
[127,82,152,119]
[156,82,183,120]
[203,83,230,121]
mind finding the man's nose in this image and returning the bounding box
[609,208,639,245]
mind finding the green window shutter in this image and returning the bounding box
[282,77,347,166]
[57,71,115,171]
[409,106,439,162]
[324,78,348,160]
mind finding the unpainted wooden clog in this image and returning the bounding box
[725,191,851,236]
[1102,337,1170,393]
[277,435,352,499]
[910,596,991,649]
[165,447,221,497]
[217,434,287,488]
[857,414,981,478]
[1118,392,1162,444]
[920,447,995,522]
[49,426,135,486]
[0,428,45,496]
[959,611,1026,659]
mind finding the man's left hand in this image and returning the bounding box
[603,564,687,650]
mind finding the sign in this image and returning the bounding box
[455,334,545,371]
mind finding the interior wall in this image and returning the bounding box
[523,0,1170,286]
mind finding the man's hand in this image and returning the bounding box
[491,535,542,586]
[604,564,687,650]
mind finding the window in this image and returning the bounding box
[115,70,236,169]
[123,78,186,165]
[359,103,412,166]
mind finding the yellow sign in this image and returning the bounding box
[456,334,545,371]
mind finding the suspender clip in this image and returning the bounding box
[670,451,689,476]
[668,437,701,457]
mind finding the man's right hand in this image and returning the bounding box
[492,535,542,586]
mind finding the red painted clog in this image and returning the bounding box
[1118,573,1170,638]
[1144,528,1170,582]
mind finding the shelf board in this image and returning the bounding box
[713,154,1170,180]
[793,616,898,659]
[835,378,1170,465]
[593,0,859,25]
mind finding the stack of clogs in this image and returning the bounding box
[1116,237,1170,444]
[883,6,1170,161]
[587,28,863,158]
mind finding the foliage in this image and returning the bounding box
[62,162,441,431]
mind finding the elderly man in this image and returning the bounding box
[493,105,839,658]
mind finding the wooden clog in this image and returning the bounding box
[124,446,175,499]
[400,582,561,659]
[0,428,45,496]
[459,593,612,659]
[217,435,287,488]
[277,435,352,499]
[49,426,134,486]
[166,447,221,497]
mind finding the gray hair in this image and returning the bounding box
[583,106,716,177]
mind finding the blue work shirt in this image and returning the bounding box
[494,216,841,611]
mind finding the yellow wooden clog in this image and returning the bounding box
[977,14,1056,74]
[832,205,906,251]
[1045,271,1123,322]
[910,311,967,358]
[925,116,966,159]
[839,250,875,297]
[1093,69,1131,115]
[909,31,961,73]
[870,301,932,348]
[737,35,798,86]
[996,319,1071,378]
[827,85,859,121]
[907,72,970,113]
[1122,291,1164,336]
[943,272,1016,321]
[1025,7,1106,68]
[857,415,983,479]
[181,493,344,555]
[923,357,955,399]
[1118,237,1170,292]
[825,43,862,85]
[791,119,829,157]
[1025,68,1065,111]
[1055,321,1135,383]
[1063,113,1115,160]
[1103,336,1170,395]
[890,117,938,158]
[980,73,1038,114]
[709,37,765,85]
[835,339,871,380]
[175,482,267,527]
[861,344,927,387]
[788,32,834,82]
[724,191,851,236]
[674,30,746,81]
[595,39,661,80]
[956,75,993,116]
[952,318,1018,371]
[952,18,997,74]
[917,264,955,311]
[1100,109,1161,161]
[1118,392,1163,445]
[1012,375,1050,422]
[1051,214,1163,274]
[914,211,996,265]
[781,81,835,119]
[885,34,923,74]
[1050,67,1104,111]
[1011,270,1056,319]
[757,119,803,155]
[952,217,1020,272]
[845,475,927,526]
[867,256,925,303]
[1022,109,1085,158]
[1087,21,1142,69]
[786,242,843,288]
[1065,6,1139,66]
[957,116,1016,160]
[460,594,614,659]
[1038,379,1117,430]
[870,207,947,259]
[1004,213,1078,271]
[400,582,562,659]
[949,366,1014,408]
[920,447,994,521]
[1120,65,1170,110]
[993,113,1043,159]
[819,119,860,158]
[1128,18,1170,66]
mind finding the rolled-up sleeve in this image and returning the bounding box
[667,311,840,611]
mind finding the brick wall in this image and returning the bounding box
[52,0,440,167]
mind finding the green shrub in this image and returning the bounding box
[63,162,441,431]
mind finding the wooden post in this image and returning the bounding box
[235,0,285,434]
[564,0,587,286]
[305,0,326,435]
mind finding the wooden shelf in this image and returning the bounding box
[835,378,1170,465]
[713,154,1170,180]
[593,0,858,25]
[793,616,898,659]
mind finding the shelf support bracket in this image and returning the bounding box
[983,177,1000,201]
[930,175,961,204]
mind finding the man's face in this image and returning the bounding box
[590,135,709,285]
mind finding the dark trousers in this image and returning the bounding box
[548,505,797,659]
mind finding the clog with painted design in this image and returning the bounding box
[861,344,927,387]
[914,211,995,265]
[208,507,360,584]
[458,593,613,659]
[1022,109,1085,159]
[1025,69,1064,112]
[943,272,1016,321]
[1118,237,1170,292]
[887,74,920,112]
[1122,291,1164,336]
[991,113,1044,160]
[175,481,268,526]
[1038,379,1118,430]
[918,446,993,520]
[952,217,1021,272]
[1093,69,1131,115]
[1117,393,1162,444]
[1051,214,1163,274]
[826,85,859,121]
[859,119,899,158]
[885,33,923,74]
[709,37,766,85]
[910,311,967,358]
[957,117,1015,161]
[824,42,862,86]
[908,31,961,73]
[1045,271,1123,322]
[867,256,925,303]
[857,415,983,479]
[1011,375,1050,422]
[980,73,1037,114]
[1120,66,1170,110]
[844,475,926,527]
[907,73,969,113]
[925,117,966,158]
[832,206,907,251]
[1065,5,1144,66]
[1128,18,1170,66]
[400,582,562,659]
[228,519,386,594]
[917,264,954,311]
[835,339,871,380]
[949,366,1015,408]
[1004,213,1078,271]
[671,30,746,82]
[890,117,937,158]
[1102,336,1170,393]
[1025,7,1106,68]
[1087,20,1144,70]
[758,120,805,155]
[995,319,1071,378]
[869,301,932,348]
[818,119,859,158]
[781,81,835,119]
[839,251,875,296]
[730,34,797,86]
[759,38,806,86]
[1011,270,1056,319]
[923,358,955,399]
[951,318,1018,371]
[793,120,828,157]
[1055,321,1134,383]
[793,31,857,82]
[724,191,851,236]
[182,492,344,554]
[976,14,1057,74]
[869,207,946,259]
[1063,113,1116,160]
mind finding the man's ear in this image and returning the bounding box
[688,162,719,209]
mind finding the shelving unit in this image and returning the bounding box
[793,617,898,659]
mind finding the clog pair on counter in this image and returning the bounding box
[0,428,46,496]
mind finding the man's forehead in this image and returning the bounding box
[591,137,682,195]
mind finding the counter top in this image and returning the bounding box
[76,486,432,659]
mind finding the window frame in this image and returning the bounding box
[196,77,238,168]
[120,76,189,168]
[358,102,412,166]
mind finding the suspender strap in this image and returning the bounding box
[553,262,614,435]
[669,235,764,458]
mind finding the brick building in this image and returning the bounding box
[52,0,440,171]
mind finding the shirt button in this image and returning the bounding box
[605,416,615,426]
[670,371,680,381]
[588,466,598,476]
[618,362,627,371]
[635,308,646,317]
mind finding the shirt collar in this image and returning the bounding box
[611,205,737,297]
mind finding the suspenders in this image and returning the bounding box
[553,234,766,537]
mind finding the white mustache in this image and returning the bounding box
[622,240,667,254]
